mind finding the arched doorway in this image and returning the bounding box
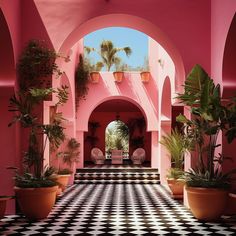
[84,98,151,167]
[105,120,129,159]
[0,9,17,213]
[222,13,236,173]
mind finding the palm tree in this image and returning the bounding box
[84,40,132,71]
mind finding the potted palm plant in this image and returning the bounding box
[176,64,236,221]
[160,129,192,199]
[54,138,80,192]
[84,40,132,82]
[75,54,90,108]
[9,87,68,220]
[86,60,104,83]
[8,39,69,221]
[140,57,150,83]
[113,63,129,83]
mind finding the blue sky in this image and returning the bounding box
[84,27,148,71]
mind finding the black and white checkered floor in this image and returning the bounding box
[1,184,236,235]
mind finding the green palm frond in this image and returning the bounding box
[84,40,132,71]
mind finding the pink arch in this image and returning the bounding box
[222,13,236,98]
[86,95,148,131]
[161,76,172,119]
[0,9,15,90]
[59,14,185,93]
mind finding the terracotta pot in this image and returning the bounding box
[0,197,10,219]
[140,71,150,83]
[113,71,124,82]
[15,186,58,221]
[55,174,71,192]
[90,72,100,83]
[186,186,228,221]
[167,178,185,199]
[224,193,236,215]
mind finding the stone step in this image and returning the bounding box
[76,168,159,173]
[74,179,160,184]
[74,167,160,184]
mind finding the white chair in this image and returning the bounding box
[131,148,146,164]
[111,149,123,164]
[91,148,105,164]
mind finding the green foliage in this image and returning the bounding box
[84,40,132,71]
[9,40,69,187]
[105,121,129,153]
[14,167,57,188]
[75,54,90,107]
[177,64,236,188]
[185,167,236,189]
[56,138,80,169]
[166,168,185,180]
[86,59,104,72]
[17,39,64,90]
[160,129,192,169]
[9,88,67,183]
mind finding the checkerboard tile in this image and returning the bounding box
[1,184,236,235]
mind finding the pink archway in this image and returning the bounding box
[161,76,172,119]
[222,13,236,98]
[0,9,17,213]
[58,14,185,94]
[86,96,149,132]
[159,76,172,184]
[0,9,15,90]
[222,13,236,175]
[84,98,151,166]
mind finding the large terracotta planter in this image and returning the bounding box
[186,186,228,221]
[15,186,58,221]
[140,71,150,83]
[0,197,11,219]
[167,178,185,199]
[113,71,124,82]
[224,193,236,215]
[90,72,100,83]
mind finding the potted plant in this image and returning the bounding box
[0,196,13,219]
[84,40,132,82]
[160,129,192,199]
[140,57,150,83]
[54,138,80,192]
[8,39,69,221]
[176,64,236,221]
[75,54,90,108]
[87,60,104,83]
[17,39,67,94]
[113,63,128,83]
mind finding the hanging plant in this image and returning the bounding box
[75,54,89,107]
[17,39,67,91]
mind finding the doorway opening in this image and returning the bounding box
[105,119,129,159]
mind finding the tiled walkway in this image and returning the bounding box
[1,184,236,235]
